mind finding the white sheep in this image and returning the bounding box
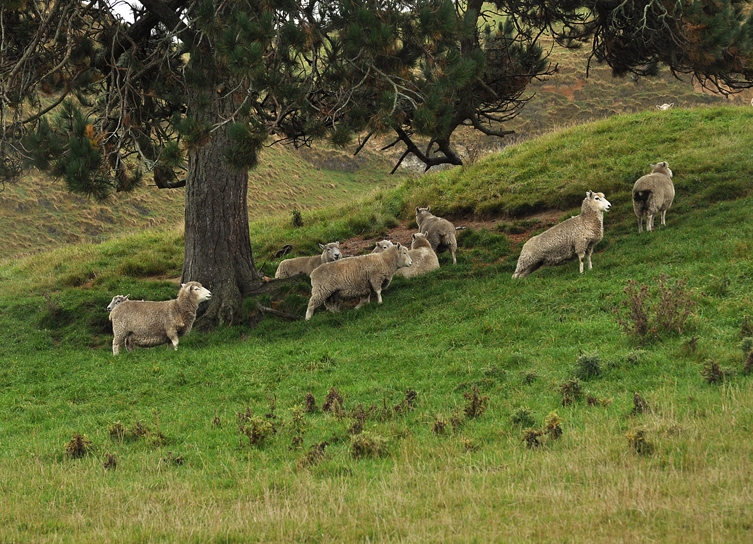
[306,244,412,320]
[109,281,211,355]
[415,207,458,264]
[656,103,674,110]
[274,241,342,278]
[512,191,612,278]
[632,161,675,233]
[372,233,439,278]
[106,294,130,312]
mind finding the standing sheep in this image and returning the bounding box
[109,281,211,355]
[274,241,342,278]
[512,191,612,278]
[415,207,458,264]
[372,233,439,278]
[632,161,675,233]
[306,244,412,320]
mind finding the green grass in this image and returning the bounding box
[2,107,753,542]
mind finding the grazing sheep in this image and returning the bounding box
[372,233,439,278]
[512,191,612,278]
[106,294,130,312]
[306,244,412,320]
[274,241,342,278]
[109,281,211,355]
[415,207,458,264]
[655,103,674,110]
[632,161,675,233]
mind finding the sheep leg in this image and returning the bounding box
[586,247,595,270]
[660,210,667,226]
[637,215,644,233]
[305,297,322,320]
[354,294,371,309]
[577,252,585,273]
[647,213,654,232]
[166,329,180,350]
[112,336,123,356]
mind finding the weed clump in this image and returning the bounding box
[65,433,93,459]
[632,392,650,415]
[558,377,583,406]
[289,406,307,448]
[615,275,696,341]
[350,432,388,459]
[162,451,185,466]
[291,209,303,228]
[510,408,536,428]
[574,352,601,381]
[523,428,544,449]
[103,452,117,471]
[463,386,489,419]
[587,394,612,407]
[543,411,563,440]
[304,392,318,413]
[625,429,654,455]
[521,370,539,385]
[322,387,345,417]
[212,413,222,428]
[432,415,448,435]
[740,338,753,375]
[522,412,564,449]
[701,360,733,384]
[394,388,418,415]
[237,407,276,447]
[296,442,328,469]
[742,316,753,338]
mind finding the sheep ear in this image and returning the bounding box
[396,243,402,249]
[415,207,420,213]
[586,191,592,198]
[125,294,130,300]
[411,233,416,241]
[318,243,325,250]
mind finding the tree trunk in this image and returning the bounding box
[182,89,262,327]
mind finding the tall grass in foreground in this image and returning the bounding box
[1,108,753,542]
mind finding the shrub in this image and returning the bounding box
[574,352,601,381]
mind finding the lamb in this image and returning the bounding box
[415,207,458,264]
[512,191,612,278]
[109,281,211,355]
[305,244,412,320]
[372,233,439,278]
[106,294,130,312]
[632,161,675,233]
[274,241,342,278]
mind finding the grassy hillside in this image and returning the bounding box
[1,107,753,542]
[0,144,397,261]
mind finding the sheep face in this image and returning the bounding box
[181,282,212,303]
[651,161,673,178]
[396,243,413,268]
[371,240,394,253]
[319,242,342,262]
[106,294,130,312]
[587,191,611,213]
[415,206,432,224]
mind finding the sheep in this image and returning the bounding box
[372,233,439,278]
[512,191,612,278]
[106,294,130,312]
[656,103,674,110]
[415,207,458,264]
[305,244,412,320]
[109,281,211,355]
[274,241,342,278]
[632,161,675,233]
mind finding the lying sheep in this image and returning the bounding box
[512,191,612,278]
[106,294,130,312]
[306,244,412,320]
[274,241,342,278]
[632,161,675,233]
[372,233,439,278]
[109,281,211,355]
[415,207,458,264]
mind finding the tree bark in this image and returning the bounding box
[182,88,262,327]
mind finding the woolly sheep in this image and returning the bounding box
[106,294,130,312]
[632,161,675,233]
[109,281,211,355]
[415,207,458,264]
[305,244,412,320]
[274,241,342,278]
[512,191,612,278]
[656,103,674,110]
[372,233,439,278]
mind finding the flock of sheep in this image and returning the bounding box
[106,162,674,354]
